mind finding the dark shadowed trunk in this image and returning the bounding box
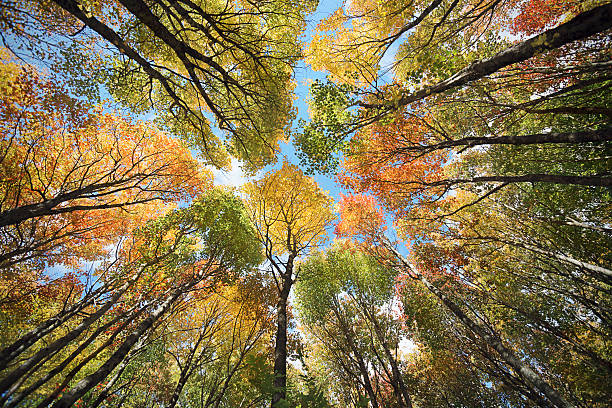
[389,246,573,408]
[271,256,294,407]
[331,300,380,408]
[360,3,612,112]
[412,174,612,188]
[397,129,612,155]
[50,276,203,408]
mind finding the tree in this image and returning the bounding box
[243,162,335,407]
[295,244,414,408]
[335,193,576,408]
[296,4,611,403]
[1,0,610,405]
[0,188,263,407]
[406,184,612,404]
[2,0,317,170]
[297,244,513,407]
[296,2,612,178]
[0,56,210,269]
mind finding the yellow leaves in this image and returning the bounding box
[243,162,335,256]
[318,7,346,31]
[305,5,383,87]
[305,0,431,87]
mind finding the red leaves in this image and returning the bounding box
[339,112,448,221]
[511,0,583,36]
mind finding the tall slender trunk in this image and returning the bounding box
[363,307,412,408]
[331,299,379,408]
[167,331,208,408]
[50,277,201,408]
[89,341,143,408]
[167,369,191,408]
[33,306,149,408]
[271,259,293,407]
[0,281,131,393]
[399,129,612,154]
[360,3,612,111]
[0,260,158,370]
[419,174,612,188]
[3,305,139,408]
[0,282,110,370]
[389,246,573,408]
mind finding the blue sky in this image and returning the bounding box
[213,0,346,200]
[212,0,411,254]
[213,0,406,205]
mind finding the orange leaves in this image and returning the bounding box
[0,268,82,320]
[0,56,211,268]
[0,54,89,134]
[340,112,448,221]
[335,193,386,242]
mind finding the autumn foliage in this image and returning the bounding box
[1,1,611,407]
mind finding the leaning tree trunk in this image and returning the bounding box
[400,129,612,155]
[0,281,132,393]
[361,305,412,408]
[50,276,203,408]
[331,301,380,408]
[360,3,612,112]
[388,246,574,408]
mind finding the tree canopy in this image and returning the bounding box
[0,0,610,407]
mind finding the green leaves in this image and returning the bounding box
[295,244,396,326]
[295,79,358,174]
[137,188,263,276]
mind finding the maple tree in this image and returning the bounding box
[0,188,263,407]
[0,0,610,407]
[341,193,594,407]
[0,55,211,269]
[243,162,335,407]
[296,5,610,405]
[2,0,317,170]
[297,1,612,177]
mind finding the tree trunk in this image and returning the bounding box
[89,344,140,408]
[390,247,574,408]
[521,243,612,280]
[167,330,208,408]
[50,278,199,408]
[365,308,412,408]
[0,283,109,371]
[167,370,191,408]
[50,0,218,135]
[271,261,293,407]
[402,129,612,154]
[332,300,380,408]
[0,179,139,227]
[4,306,138,408]
[361,3,612,111]
[408,173,611,188]
[0,281,131,393]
